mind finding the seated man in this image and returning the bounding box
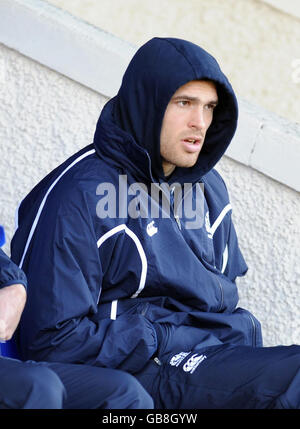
[0,225,153,409]
[11,37,300,409]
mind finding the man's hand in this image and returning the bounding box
[0,284,26,341]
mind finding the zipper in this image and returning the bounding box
[172,182,202,231]
[170,186,182,230]
[154,183,183,231]
[144,151,204,233]
[153,357,162,366]
[174,214,182,230]
[159,181,225,312]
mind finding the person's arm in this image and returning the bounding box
[12,189,157,371]
[0,248,27,340]
[0,283,26,341]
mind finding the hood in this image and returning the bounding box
[94,37,238,183]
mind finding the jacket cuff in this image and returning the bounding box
[0,279,27,291]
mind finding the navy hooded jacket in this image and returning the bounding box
[11,38,262,371]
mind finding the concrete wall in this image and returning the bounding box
[0,0,299,347]
[47,0,300,125]
[0,42,105,239]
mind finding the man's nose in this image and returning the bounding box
[188,108,206,130]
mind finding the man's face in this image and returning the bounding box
[160,80,218,177]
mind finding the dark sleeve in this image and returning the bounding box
[223,219,248,281]
[13,187,157,372]
[207,170,248,281]
[0,248,27,290]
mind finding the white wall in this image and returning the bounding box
[262,0,300,19]
[47,0,300,125]
[0,42,106,241]
[217,158,300,346]
[0,0,299,347]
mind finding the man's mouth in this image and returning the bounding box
[184,138,200,144]
[181,137,203,153]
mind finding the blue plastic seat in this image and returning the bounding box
[0,225,22,360]
[0,338,21,359]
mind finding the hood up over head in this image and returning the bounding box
[94,37,238,183]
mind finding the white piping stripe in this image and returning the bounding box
[210,204,232,237]
[110,299,118,320]
[18,149,96,268]
[97,224,148,302]
[125,227,148,298]
[221,244,229,274]
[97,224,127,247]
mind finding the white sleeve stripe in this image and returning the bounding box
[97,224,148,303]
[210,204,232,237]
[110,299,118,320]
[221,244,229,274]
[19,149,96,269]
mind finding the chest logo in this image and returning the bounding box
[147,221,158,237]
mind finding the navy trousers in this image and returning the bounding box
[136,344,300,409]
[0,357,153,409]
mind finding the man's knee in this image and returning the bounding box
[21,365,65,409]
[0,362,65,409]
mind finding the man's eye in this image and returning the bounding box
[177,100,189,107]
[205,104,216,110]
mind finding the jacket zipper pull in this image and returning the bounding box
[174,214,182,230]
[153,357,162,366]
[170,186,182,230]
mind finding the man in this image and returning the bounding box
[0,225,65,409]
[11,37,300,409]
[0,225,65,408]
[0,225,153,409]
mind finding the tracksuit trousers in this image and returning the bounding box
[1,345,299,409]
[136,343,300,409]
[0,357,153,409]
